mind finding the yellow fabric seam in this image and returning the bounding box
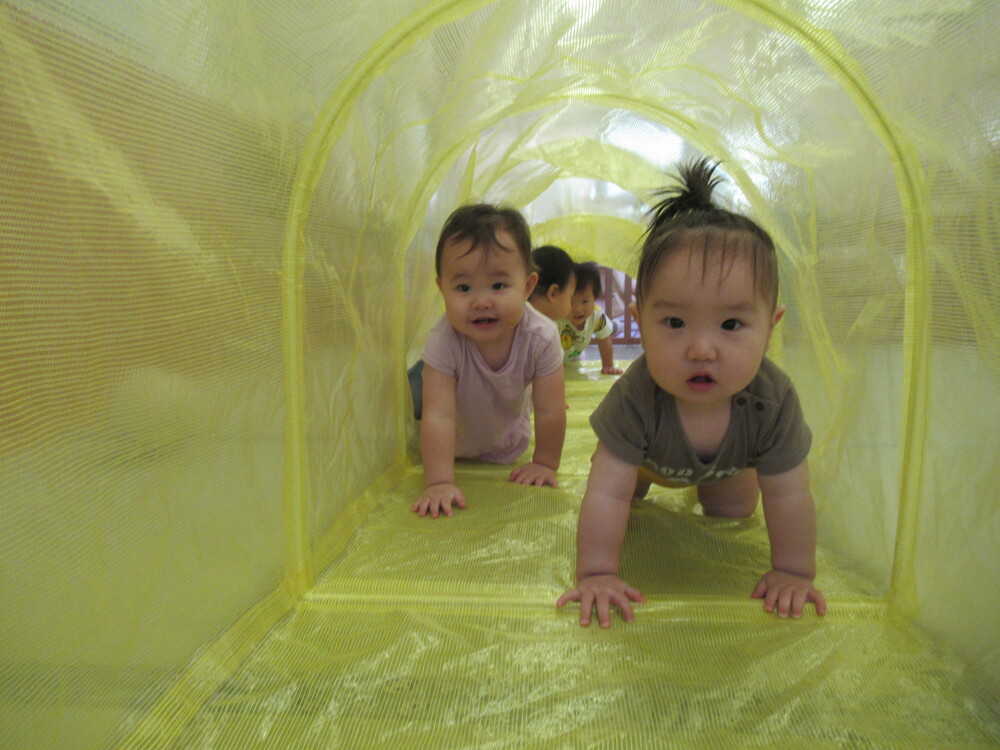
[278,0,500,596]
[300,592,891,620]
[311,459,410,575]
[116,579,299,749]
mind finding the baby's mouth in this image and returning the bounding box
[472,316,498,325]
[686,373,716,391]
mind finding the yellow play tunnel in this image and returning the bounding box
[1,1,998,747]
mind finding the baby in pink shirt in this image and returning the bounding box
[413,204,566,519]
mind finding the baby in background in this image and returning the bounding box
[413,204,566,519]
[557,261,624,375]
[528,245,577,322]
[557,159,827,625]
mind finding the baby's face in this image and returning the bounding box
[436,230,536,356]
[635,247,782,410]
[569,283,596,330]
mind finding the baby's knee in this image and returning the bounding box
[697,471,759,517]
[699,496,757,518]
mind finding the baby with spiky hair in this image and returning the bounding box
[558,159,826,625]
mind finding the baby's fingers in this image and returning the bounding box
[555,588,581,609]
[579,591,598,627]
[762,584,826,618]
[594,594,615,629]
[508,466,529,484]
[774,587,800,618]
[624,586,646,604]
[761,585,782,614]
[555,589,608,627]
[611,587,646,623]
[510,468,536,484]
[509,467,557,488]
[785,587,823,619]
[438,493,467,517]
[781,588,804,619]
[808,588,828,615]
[412,492,465,519]
[609,593,635,624]
[516,472,541,486]
[534,472,558,488]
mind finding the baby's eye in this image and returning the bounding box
[664,317,684,329]
[491,281,507,291]
[721,319,743,331]
[456,283,471,293]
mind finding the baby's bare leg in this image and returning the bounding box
[697,469,759,518]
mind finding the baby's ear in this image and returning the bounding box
[524,271,539,299]
[771,304,786,327]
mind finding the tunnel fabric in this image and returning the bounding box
[0,1,998,748]
[167,365,1000,748]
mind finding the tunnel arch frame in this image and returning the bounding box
[280,0,930,615]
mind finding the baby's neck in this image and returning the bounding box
[528,298,555,320]
[473,330,516,371]
[675,397,732,463]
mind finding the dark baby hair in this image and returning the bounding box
[435,203,533,277]
[573,261,602,299]
[636,158,779,309]
[531,245,575,295]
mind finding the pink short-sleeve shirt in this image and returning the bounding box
[421,304,563,463]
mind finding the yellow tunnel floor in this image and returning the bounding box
[175,363,999,749]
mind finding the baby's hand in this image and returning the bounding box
[412,482,466,518]
[556,574,645,628]
[601,365,624,375]
[751,569,827,618]
[509,462,558,488]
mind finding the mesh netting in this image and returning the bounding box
[1,1,998,747]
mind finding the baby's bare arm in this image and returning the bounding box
[596,337,623,375]
[511,368,565,486]
[755,461,826,617]
[556,442,644,626]
[414,365,466,518]
[758,461,816,578]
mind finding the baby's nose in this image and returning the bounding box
[687,335,716,360]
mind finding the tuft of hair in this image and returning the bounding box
[636,158,779,309]
[530,245,575,297]
[647,157,723,227]
[573,261,602,300]
[435,203,533,277]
